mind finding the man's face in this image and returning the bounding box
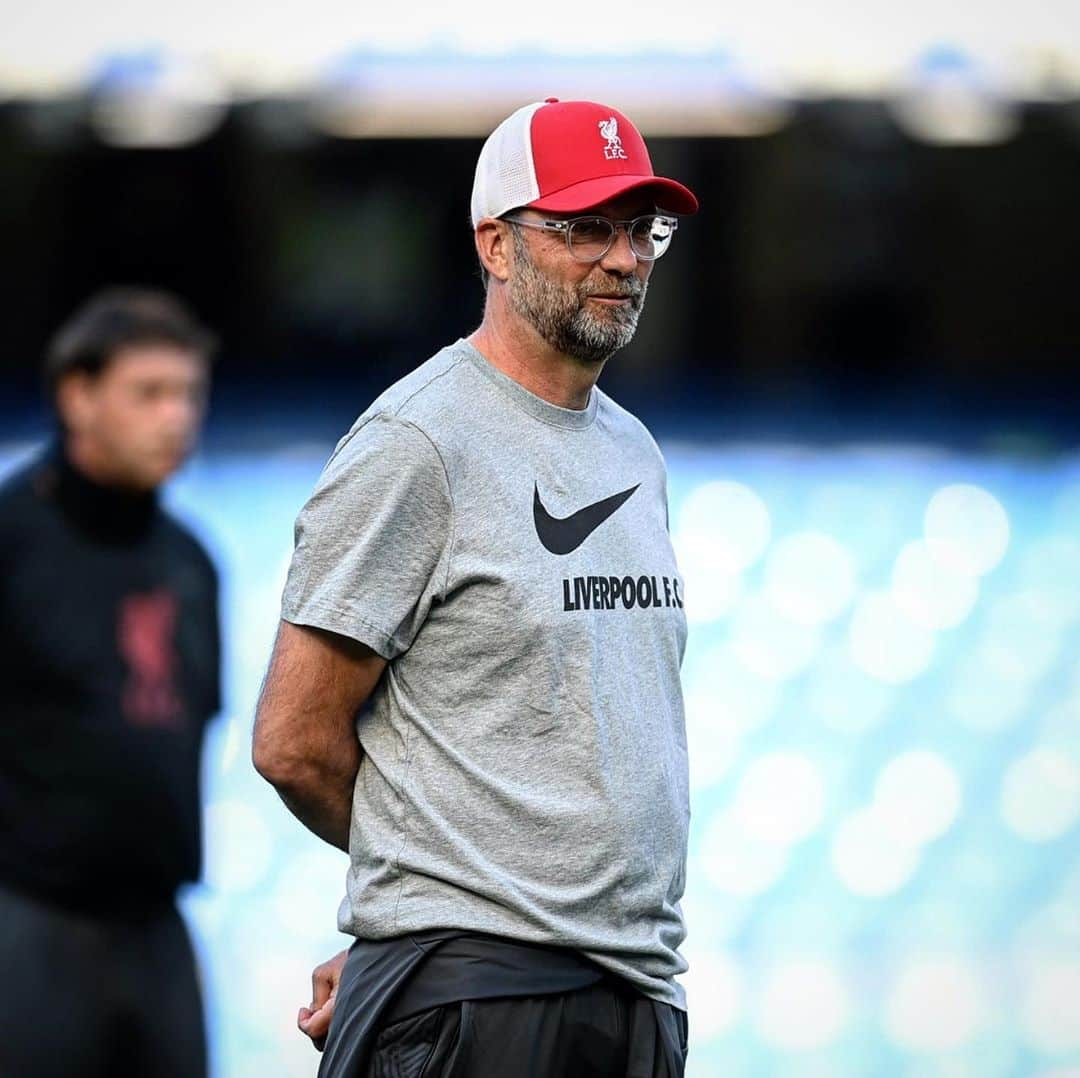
[58,343,209,491]
[505,194,655,365]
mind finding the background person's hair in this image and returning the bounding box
[43,287,217,399]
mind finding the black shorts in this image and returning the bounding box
[360,987,689,1078]
[0,882,206,1078]
[319,932,688,1078]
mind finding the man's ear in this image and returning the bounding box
[474,219,514,284]
[55,371,96,434]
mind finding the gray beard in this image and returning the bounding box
[507,227,647,365]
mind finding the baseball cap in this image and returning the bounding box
[470,98,699,226]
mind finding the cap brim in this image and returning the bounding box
[528,174,699,216]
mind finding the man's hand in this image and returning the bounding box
[298,948,349,1052]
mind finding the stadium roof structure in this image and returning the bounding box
[1,0,1077,142]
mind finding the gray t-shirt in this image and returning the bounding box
[282,339,689,1008]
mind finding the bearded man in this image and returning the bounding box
[253,98,698,1078]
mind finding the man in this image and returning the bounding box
[0,288,220,1077]
[254,99,698,1077]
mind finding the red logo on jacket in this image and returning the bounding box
[118,590,182,727]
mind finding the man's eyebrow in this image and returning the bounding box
[585,207,658,219]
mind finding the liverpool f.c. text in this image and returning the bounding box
[562,574,684,612]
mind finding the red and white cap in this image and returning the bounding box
[470,98,699,227]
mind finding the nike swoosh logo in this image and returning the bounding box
[534,482,640,555]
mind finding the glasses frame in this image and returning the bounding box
[501,213,679,263]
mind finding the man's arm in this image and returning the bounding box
[252,620,387,851]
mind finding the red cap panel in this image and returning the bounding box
[525,100,699,215]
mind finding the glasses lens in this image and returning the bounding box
[567,218,615,261]
[629,216,675,260]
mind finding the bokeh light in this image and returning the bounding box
[923,483,1010,576]
[675,480,771,574]
[873,751,962,845]
[1001,749,1080,842]
[948,650,1033,731]
[271,848,349,940]
[831,808,922,897]
[1051,480,1080,534]
[884,956,986,1051]
[684,691,743,791]
[672,533,744,625]
[978,591,1069,685]
[804,645,894,732]
[849,591,937,683]
[679,951,743,1040]
[731,752,826,845]
[891,538,979,630]
[763,531,857,626]
[729,595,822,681]
[203,800,275,894]
[1017,536,1080,628]
[753,959,850,1050]
[701,810,791,897]
[1021,961,1080,1054]
[688,646,782,732]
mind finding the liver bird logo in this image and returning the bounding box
[118,589,183,727]
[598,116,628,160]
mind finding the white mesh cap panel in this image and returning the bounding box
[470,102,544,226]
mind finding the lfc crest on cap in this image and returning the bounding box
[598,117,628,161]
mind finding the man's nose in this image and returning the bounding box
[598,225,639,275]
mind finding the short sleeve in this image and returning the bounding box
[281,413,453,659]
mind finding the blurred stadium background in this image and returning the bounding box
[2,2,1079,1075]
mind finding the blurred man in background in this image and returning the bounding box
[255,99,697,1077]
[0,288,220,1077]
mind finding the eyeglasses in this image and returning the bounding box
[501,213,679,263]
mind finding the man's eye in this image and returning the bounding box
[570,220,610,245]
